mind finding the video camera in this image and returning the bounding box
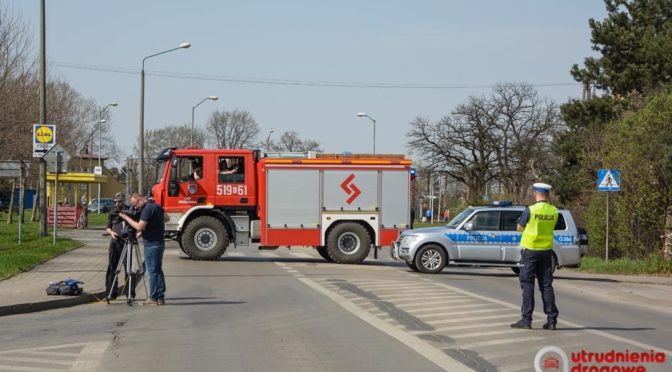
[118,207,141,241]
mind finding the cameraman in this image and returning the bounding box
[105,192,139,300]
[119,193,169,306]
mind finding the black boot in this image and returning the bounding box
[510,319,531,329]
[542,321,557,330]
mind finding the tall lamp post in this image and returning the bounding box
[356,112,376,154]
[191,96,218,146]
[139,42,190,195]
[266,128,275,151]
[98,103,118,213]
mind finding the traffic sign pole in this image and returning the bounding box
[597,168,620,262]
[606,193,609,262]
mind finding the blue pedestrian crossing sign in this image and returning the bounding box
[597,169,621,192]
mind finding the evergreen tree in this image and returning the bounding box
[571,0,672,96]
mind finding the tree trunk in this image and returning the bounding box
[663,206,672,260]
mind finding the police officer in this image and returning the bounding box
[511,182,559,330]
[105,192,138,300]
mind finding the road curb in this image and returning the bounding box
[559,269,672,286]
[0,290,107,317]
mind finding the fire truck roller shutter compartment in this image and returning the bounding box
[323,170,377,211]
[266,169,320,229]
[380,170,411,244]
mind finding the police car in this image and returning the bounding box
[392,201,587,274]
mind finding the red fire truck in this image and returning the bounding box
[151,147,413,264]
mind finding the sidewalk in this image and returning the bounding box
[0,228,111,317]
[0,230,670,317]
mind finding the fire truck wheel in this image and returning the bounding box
[316,246,333,262]
[326,223,371,264]
[181,216,229,260]
[415,245,446,274]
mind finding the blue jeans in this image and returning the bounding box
[144,241,166,301]
[519,249,558,324]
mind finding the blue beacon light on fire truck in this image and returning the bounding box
[409,168,416,181]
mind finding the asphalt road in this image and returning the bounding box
[0,243,670,371]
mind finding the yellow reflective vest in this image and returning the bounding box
[520,202,558,250]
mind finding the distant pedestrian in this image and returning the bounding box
[511,182,559,330]
[443,209,450,222]
[119,193,169,306]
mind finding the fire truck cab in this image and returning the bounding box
[152,147,412,264]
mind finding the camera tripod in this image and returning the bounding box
[106,235,149,306]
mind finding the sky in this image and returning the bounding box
[8,0,607,158]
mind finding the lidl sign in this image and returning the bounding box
[33,124,56,157]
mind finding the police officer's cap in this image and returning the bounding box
[113,192,125,202]
[532,182,552,193]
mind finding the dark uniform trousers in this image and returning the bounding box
[105,238,139,298]
[519,249,559,323]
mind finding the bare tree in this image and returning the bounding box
[407,84,562,202]
[273,131,322,152]
[490,83,563,201]
[206,109,259,149]
[0,4,35,162]
[408,104,499,201]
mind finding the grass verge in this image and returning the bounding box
[0,216,81,280]
[578,256,672,276]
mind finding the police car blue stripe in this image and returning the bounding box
[444,233,574,245]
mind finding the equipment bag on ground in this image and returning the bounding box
[46,279,84,295]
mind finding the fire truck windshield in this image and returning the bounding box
[155,161,167,184]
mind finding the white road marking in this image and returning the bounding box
[0,365,64,371]
[412,303,497,314]
[397,298,476,309]
[450,328,531,339]
[289,252,314,258]
[259,252,279,258]
[0,356,71,365]
[429,280,672,357]
[297,277,473,372]
[69,341,110,372]
[395,294,474,303]
[428,313,513,326]
[420,308,501,319]
[226,252,245,257]
[412,321,514,335]
[0,341,110,372]
[453,335,546,350]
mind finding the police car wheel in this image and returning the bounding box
[405,261,419,272]
[181,216,229,260]
[326,222,371,264]
[416,245,446,274]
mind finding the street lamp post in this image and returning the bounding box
[98,103,118,213]
[191,96,218,146]
[356,112,376,154]
[139,42,190,195]
[266,128,275,151]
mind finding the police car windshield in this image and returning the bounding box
[446,208,474,228]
